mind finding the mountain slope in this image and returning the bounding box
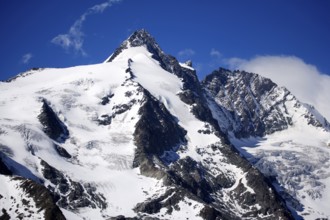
[203,68,330,219]
[0,30,293,219]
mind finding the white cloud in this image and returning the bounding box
[21,53,33,64]
[210,48,221,58]
[51,0,121,55]
[227,55,330,121]
[178,48,195,58]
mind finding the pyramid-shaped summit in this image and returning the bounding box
[105,29,163,63]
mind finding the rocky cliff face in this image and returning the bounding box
[202,67,329,138]
[203,67,330,219]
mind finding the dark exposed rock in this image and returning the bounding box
[199,206,227,220]
[101,94,114,105]
[134,188,185,215]
[13,176,66,220]
[133,88,187,174]
[167,157,213,203]
[0,157,12,175]
[97,114,112,126]
[0,208,10,220]
[215,172,234,188]
[0,145,13,176]
[38,99,69,142]
[125,67,135,79]
[40,159,106,210]
[113,104,131,115]
[54,144,71,159]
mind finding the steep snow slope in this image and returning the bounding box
[203,68,330,219]
[0,30,292,219]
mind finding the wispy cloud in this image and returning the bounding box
[21,53,33,64]
[178,48,195,59]
[210,48,221,58]
[227,55,330,121]
[51,0,121,55]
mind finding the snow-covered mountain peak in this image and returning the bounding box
[104,29,197,83]
[3,29,330,219]
[126,29,157,47]
[105,29,163,63]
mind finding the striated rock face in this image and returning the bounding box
[133,87,187,176]
[202,68,329,138]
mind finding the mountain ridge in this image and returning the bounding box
[202,67,330,138]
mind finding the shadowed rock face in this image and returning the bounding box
[0,157,12,175]
[38,99,69,142]
[133,87,187,177]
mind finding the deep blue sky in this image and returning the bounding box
[1,0,330,81]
